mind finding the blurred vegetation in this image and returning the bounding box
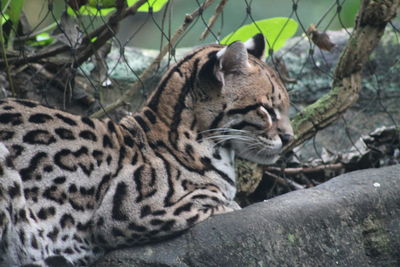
[20,0,361,50]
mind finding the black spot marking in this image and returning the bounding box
[69,184,78,193]
[147,46,209,111]
[128,223,147,232]
[103,135,113,148]
[185,144,195,160]
[111,227,125,237]
[28,113,53,123]
[60,214,75,229]
[31,235,39,249]
[169,58,200,147]
[124,135,134,147]
[55,128,75,140]
[0,130,14,140]
[11,144,24,156]
[131,153,138,165]
[150,219,164,225]
[8,182,21,199]
[43,165,53,172]
[227,104,260,115]
[20,152,47,181]
[140,205,151,218]
[144,109,157,124]
[96,173,111,201]
[152,210,166,216]
[37,208,48,220]
[174,202,193,215]
[134,115,150,132]
[0,113,22,125]
[53,176,66,184]
[106,155,112,165]
[231,121,263,130]
[79,130,97,141]
[19,229,25,245]
[160,220,175,232]
[133,166,144,202]
[23,130,56,145]
[2,105,14,110]
[198,51,219,85]
[47,227,59,241]
[107,121,116,133]
[112,182,128,221]
[81,117,95,129]
[44,255,73,267]
[213,150,221,160]
[55,114,77,126]
[54,149,76,172]
[187,214,200,225]
[14,99,37,108]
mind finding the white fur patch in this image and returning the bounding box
[216,47,227,58]
[0,142,9,162]
[244,38,255,50]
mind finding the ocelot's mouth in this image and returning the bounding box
[230,138,283,165]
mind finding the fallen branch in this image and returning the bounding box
[90,0,217,118]
[264,170,305,190]
[265,163,344,175]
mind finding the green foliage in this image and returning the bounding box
[0,14,9,26]
[28,32,55,47]
[68,0,168,16]
[221,18,298,57]
[1,0,25,48]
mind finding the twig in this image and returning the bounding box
[265,163,344,175]
[0,21,16,96]
[0,0,148,68]
[199,0,228,41]
[90,0,217,118]
[264,170,305,190]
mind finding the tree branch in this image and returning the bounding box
[199,0,228,40]
[284,0,400,153]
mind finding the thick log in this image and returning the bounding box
[93,164,400,266]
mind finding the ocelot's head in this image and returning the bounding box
[194,34,293,165]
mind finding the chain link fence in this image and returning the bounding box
[1,0,399,201]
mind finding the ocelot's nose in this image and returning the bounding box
[279,133,294,146]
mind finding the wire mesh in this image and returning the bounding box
[0,0,399,200]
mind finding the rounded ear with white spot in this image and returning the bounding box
[245,33,266,59]
[215,42,249,85]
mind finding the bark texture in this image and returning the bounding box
[93,164,400,267]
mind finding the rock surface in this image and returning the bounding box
[93,164,400,267]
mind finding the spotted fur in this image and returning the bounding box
[0,34,293,266]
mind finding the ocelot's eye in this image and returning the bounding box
[262,105,277,121]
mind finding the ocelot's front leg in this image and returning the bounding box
[91,187,240,249]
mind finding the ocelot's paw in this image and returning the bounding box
[21,256,74,267]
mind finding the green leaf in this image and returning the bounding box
[68,0,168,16]
[0,14,9,26]
[29,32,55,46]
[221,17,298,57]
[7,0,24,29]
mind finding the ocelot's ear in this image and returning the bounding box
[215,41,250,85]
[244,33,266,59]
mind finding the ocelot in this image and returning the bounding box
[0,34,293,266]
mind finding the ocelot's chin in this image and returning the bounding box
[231,141,282,165]
[237,151,280,165]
